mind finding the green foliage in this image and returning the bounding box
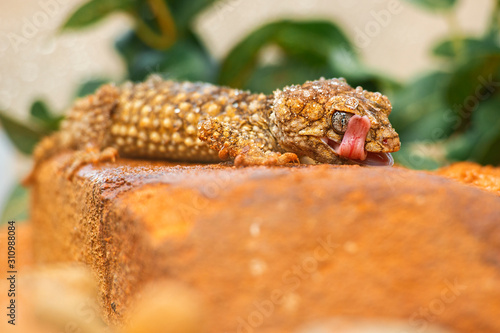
[0,100,61,155]
[76,78,111,97]
[0,185,29,224]
[162,0,218,33]
[0,112,44,155]
[389,0,500,169]
[218,20,352,89]
[218,19,397,95]
[404,0,457,11]
[30,100,63,132]
[446,95,500,165]
[115,30,214,82]
[391,72,451,142]
[433,36,500,60]
[62,0,136,30]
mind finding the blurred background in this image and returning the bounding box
[0,0,498,221]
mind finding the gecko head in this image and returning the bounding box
[270,77,400,166]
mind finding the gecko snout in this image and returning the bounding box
[365,134,400,153]
[381,135,400,152]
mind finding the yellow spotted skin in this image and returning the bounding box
[109,76,277,162]
[30,76,400,179]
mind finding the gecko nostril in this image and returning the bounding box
[383,139,388,145]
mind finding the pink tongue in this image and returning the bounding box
[338,115,370,160]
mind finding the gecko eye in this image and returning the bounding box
[331,111,353,134]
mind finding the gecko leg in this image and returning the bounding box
[63,146,119,179]
[198,118,299,166]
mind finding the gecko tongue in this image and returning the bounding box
[338,115,370,160]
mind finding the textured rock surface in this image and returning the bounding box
[436,162,500,195]
[30,154,500,333]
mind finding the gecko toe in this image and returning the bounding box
[62,147,119,180]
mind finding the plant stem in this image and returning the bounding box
[132,0,177,50]
[488,0,500,35]
[445,10,464,63]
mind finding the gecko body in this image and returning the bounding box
[31,76,400,177]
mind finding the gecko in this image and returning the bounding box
[29,76,400,179]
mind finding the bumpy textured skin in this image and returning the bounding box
[110,77,280,162]
[31,76,400,178]
[270,78,400,164]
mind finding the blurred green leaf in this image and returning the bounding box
[0,112,44,155]
[29,100,62,132]
[467,96,500,164]
[390,71,453,140]
[77,78,111,97]
[433,36,500,60]
[273,21,354,67]
[219,20,354,88]
[62,0,135,30]
[399,106,455,142]
[477,131,500,165]
[393,144,442,170]
[30,100,52,123]
[132,0,220,37]
[328,47,375,81]
[218,22,282,88]
[167,0,219,33]
[0,184,29,224]
[245,61,333,94]
[329,48,401,94]
[444,54,500,116]
[445,96,500,165]
[115,30,151,75]
[116,29,214,82]
[445,133,475,161]
[404,0,457,10]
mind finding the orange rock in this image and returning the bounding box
[0,222,33,271]
[123,281,205,333]
[30,154,500,333]
[0,223,39,333]
[435,162,500,195]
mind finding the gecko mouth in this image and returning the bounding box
[320,114,394,166]
[321,137,394,166]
